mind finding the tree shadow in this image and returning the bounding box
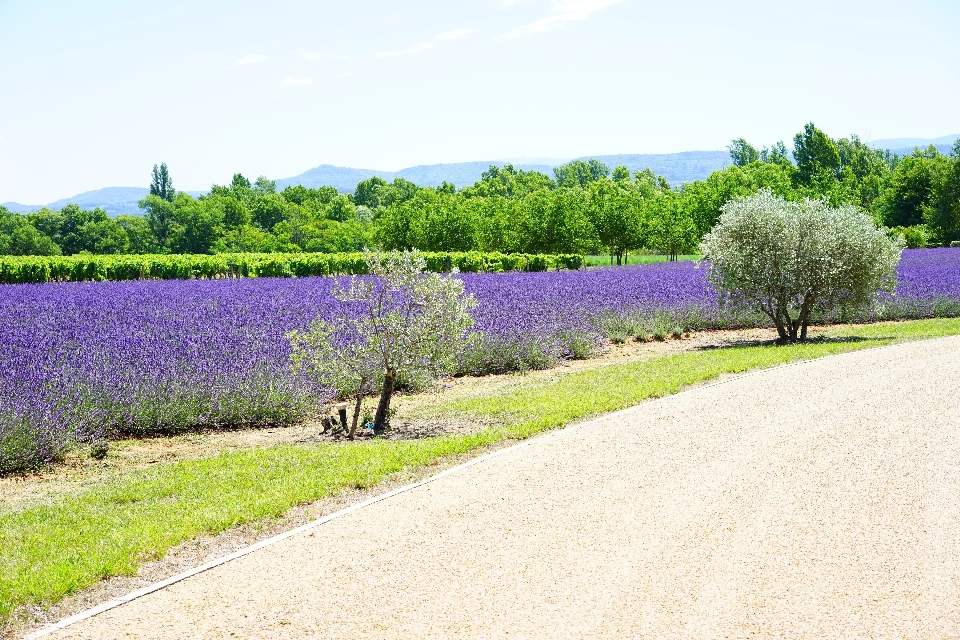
[694,334,882,351]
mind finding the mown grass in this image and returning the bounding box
[453,318,960,438]
[3,316,960,625]
[584,253,699,266]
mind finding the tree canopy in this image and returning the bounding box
[3,125,959,258]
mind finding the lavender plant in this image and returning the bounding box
[1,247,959,474]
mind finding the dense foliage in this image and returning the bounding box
[0,251,584,284]
[700,191,903,342]
[5,124,958,261]
[3,248,960,474]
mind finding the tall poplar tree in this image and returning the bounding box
[150,163,176,202]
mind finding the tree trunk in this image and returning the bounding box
[373,369,395,433]
[772,317,789,343]
[790,319,800,342]
[797,299,813,343]
[768,307,789,344]
[349,380,366,440]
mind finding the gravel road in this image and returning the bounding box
[44,336,960,638]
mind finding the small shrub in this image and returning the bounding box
[89,440,109,460]
[888,225,929,249]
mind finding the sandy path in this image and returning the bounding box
[44,336,960,638]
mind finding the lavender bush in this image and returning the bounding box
[2,248,959,474]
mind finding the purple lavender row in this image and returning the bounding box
[1,248,958,474]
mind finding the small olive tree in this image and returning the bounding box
[288,250,476,436]
[699,189,903,343]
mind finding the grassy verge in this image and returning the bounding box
[452,318,960,438]
[3,317,960,624]
[584,254,699,266]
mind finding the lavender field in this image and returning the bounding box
[2,248,959,474]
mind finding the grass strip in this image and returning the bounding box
[2,317,960,623]
[453,318,960,438]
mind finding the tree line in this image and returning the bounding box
[2,123,959,259]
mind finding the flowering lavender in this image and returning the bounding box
[2,248,958,474]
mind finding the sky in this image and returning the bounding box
[1,0,958,204]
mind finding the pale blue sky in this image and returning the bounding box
[1,0,958,204]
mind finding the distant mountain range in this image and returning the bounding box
[869,134,958,151]
[274,151,732,194]
[1,187,204,216]
[4,136,957,215]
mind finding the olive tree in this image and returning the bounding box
[699,190,903,343]
[288,250,476,435]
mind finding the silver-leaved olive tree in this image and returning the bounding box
[699,189,903,343]
[288,249,476,437]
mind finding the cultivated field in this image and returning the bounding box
[2,248,960,636]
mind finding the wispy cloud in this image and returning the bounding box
[233,54,268,66]
[283,76,313,85]
[501,0,625,38]
[377,27,472,57]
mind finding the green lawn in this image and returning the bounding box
[584,253,699,267]
[3,317,960,624]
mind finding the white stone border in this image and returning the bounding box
[24,339,913,639]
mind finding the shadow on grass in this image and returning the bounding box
[693,334,885,351]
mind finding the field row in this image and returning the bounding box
[0,251,587,284]
[1,249,959,475]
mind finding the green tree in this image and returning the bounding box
[792,122,842,187]
[728,138,759,167]
[116,215,159,254]
[215,224,290,253]
[25,208,64,243]
[327,195,357,222]
[699,190,903,343]
[249,193,285,230]
[646,190,697,261]
[875,146,947,228]
[353,176,391,208]
[586,179,644,264]
[759,141,792,166]
[678,162,795,240]
[553,160,610,188]
[52,204,129,254]
[171,194,223,254]
[375,190,479,252]
[254,176,277,193]
[924,140,960,245]
[138,194,177,250]
[517,188,594,254]
[230,173,252,192]
[460,164,555,199]
[0,207,61,255]
[611,165,632,184]
[150,163,176,202]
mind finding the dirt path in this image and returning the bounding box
[36,335,960,638]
